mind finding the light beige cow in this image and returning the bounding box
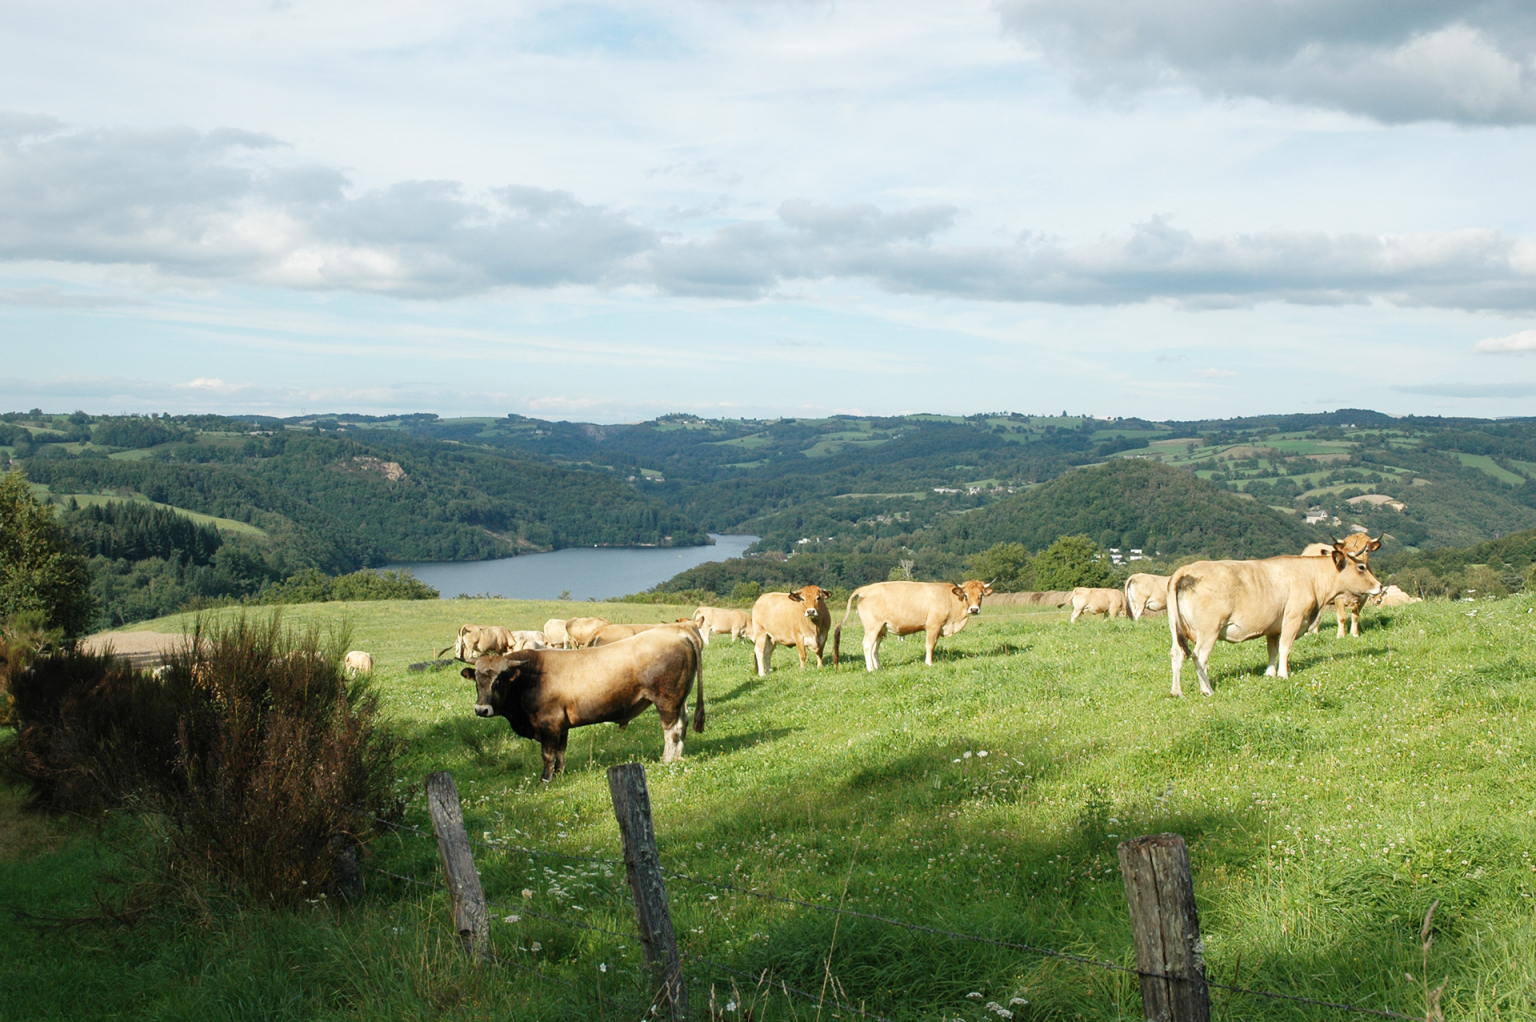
[1375,584,1421,607]
[438,624,514,661]
[1069,587,1129,623]
[1124,573,1170,620]
[564,617,611,649]
[692,606,752,645]
[1302,534,1383,637]
[343,650,374,675]
[833,579,993,670]
[509,630,548,652]
[543,618,571,648]
[750,585,833,676]
[1168,541,1383,696]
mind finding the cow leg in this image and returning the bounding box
[660,705,685,762]
[924,624,940,666]
[1350,608,1361,638]
[1169,638,1186,697]
[1069,603,1082,624]
[700,630,712,646]
[754,635,772,677]
[862,622,885,671]
[795,638,809,668]
[1264,634,1280,677]
[1335,599,1347,639]
[1194,635,1218,696]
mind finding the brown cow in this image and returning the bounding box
[833,579,993,670]
[1302,534,1383,637]
[564,617,611,648]
[692,606,752,645]
[543,618,571,648]
[750,585,832,676]
[438,624,514,660]
[1168,541,1383,696]
[1068,587,1129,623]
[462,628,704,782]
[1124,573,1170,620]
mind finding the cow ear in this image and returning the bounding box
[460,667,476,680]
[789,591,803,602]
[1369,537,1382,551]
[1331,549,1347,570]
[951,584,965,597]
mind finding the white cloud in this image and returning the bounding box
[1196,367,1237,378]
[1473,328,1536,353]
[999,0,1536,124]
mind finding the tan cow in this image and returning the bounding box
[462,628,704,782]
[750,585,832,676]
[509,630,548,652]
[587,622,667,646]
[1069,587,1129,623]
[1302,534,1383,637]
[543,618,571,648]
[693,606,752,645]
[343,650,374,675]
[1168,541,1383,696]
[564,617,611,649]
[1124,573,1170,620]
[833,579,993,670]
[438,624,514,660]
[1375,584,1421,607]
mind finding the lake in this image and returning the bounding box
[388,534,758,601]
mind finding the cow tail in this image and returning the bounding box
[436,645,454,658]
[691,639,706,733]
[1168,573,1192,655]
[833,588,861,668]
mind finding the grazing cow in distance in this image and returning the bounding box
[750,585,832,676]
[1302,534,1383,638]
[439,624,514,661]
[509,631,548,652]
[1124,573,1171,620]
[1069,587,1129,623]
[833,579,993,670]
[587,622,667,646]
[564,617,611,648]
[1168,541,1383,697]
[693,606,752,645]
[462,628,704,782]
[543,619,571,648]
[344,650,374,675]
[1375,584,1421,607]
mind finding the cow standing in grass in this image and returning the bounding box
[1167,541,1383,696]
[750,585,832,676]
[1068,587,1129,623]
[1124,573,1170,620]
[463,628,704,782]
[693,606,751,645]
[833,579,993,670]
[1302,534,1382,638]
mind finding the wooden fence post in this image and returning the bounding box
[425,770,490,961]
[608,763,688,1020]
[1118,834,1210,1022]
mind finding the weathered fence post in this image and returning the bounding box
[1118,834,1210,1022]
[608,763,688,1020]
[425,770,490,961]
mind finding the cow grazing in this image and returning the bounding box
[750,585,832,676]
[1069,587,1129,623]
[692,606,751,645]
[833,579,993,671]
[1302,534,1383,637]
[587,622,668,646]
[564,617,611,649]
[462,629,704,781]
[1168,541,1383,697]
[543,618,571,648]
[1124,573,1171,620]
[344,650,374,675]
[1374,584,1421,607]
[438,624,514,661]
[508,631,548,652]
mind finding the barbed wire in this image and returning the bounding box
[362,809,624,868]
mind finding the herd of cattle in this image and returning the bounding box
[445,534,1423,779]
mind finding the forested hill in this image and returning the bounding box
[945,459,1313,559]
[14,426,706,571]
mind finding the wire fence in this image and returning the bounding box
[359,804,1422,1022]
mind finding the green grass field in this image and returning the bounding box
[5,595,1536,1020]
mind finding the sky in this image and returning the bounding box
[2,0,1535,423]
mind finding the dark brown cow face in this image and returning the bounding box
[461,655,526,718]
[953,579,993,615]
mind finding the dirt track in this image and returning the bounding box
[79,631,196,669]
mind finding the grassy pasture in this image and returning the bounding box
[5,596,1536,1020]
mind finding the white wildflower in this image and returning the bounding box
[503,914,520,924]
[967,991,983,999]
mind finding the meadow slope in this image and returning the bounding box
[4,595,1536,1020]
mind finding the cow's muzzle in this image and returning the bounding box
[473,703,493,718]
[966,606,980,615]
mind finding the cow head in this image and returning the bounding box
[790,585,829,618]
[461,654,531,725]
[1328,542,1383,597]
[952,579,994,615]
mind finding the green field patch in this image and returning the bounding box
[1454,452,1526,485]
[49,492,269,538]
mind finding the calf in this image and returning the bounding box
[1168,541,1382,696]
[462,629,704,782]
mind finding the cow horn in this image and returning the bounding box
[985,577,997,587]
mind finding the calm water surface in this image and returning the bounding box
[389,534,757,601]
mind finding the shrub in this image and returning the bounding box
[0,470,97,636]
[1032,534,1117,591]
[964,541,1033,592]
[263,567,439,604]
[1,612,402,905]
